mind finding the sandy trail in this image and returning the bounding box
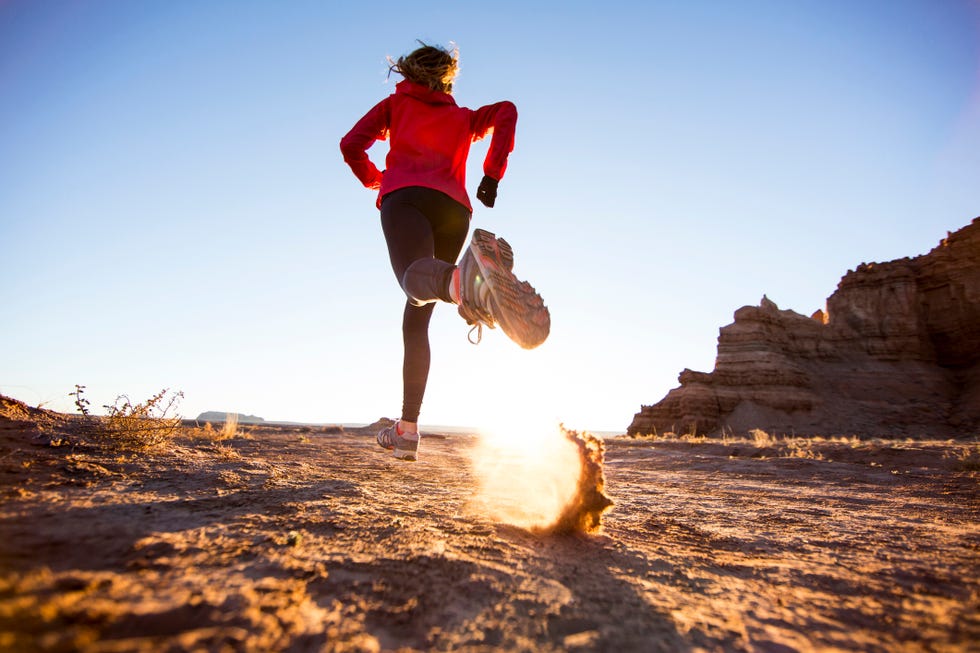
[0,410,977,652]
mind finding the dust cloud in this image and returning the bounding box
[467,422,613,534]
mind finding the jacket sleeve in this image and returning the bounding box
[340,98,390,190]
[470,101,517,181]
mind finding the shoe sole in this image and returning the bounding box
[393,448,417,461]
[470,229,550,349]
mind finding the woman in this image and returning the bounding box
[340,42,548,461]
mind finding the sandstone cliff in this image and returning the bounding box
[629,217,980,438]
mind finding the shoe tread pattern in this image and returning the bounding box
[471,229,550,349]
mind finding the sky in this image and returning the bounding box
[1,0,978,432]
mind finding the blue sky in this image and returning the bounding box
[2,0,978,431]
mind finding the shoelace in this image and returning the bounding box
[467,323,483,344]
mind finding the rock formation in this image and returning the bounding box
[629,217,980,438]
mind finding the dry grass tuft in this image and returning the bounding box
[750,428,775,447]
[220,413,239,441]
[70,385,183,451]
[193,414,253,444]
[947,440,980,471]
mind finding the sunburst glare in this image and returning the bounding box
[468,410,583,531]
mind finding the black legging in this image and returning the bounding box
[380,187,471,423]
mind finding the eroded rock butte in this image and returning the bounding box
[629,217,980,438]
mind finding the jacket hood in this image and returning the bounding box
[395,80,457,106]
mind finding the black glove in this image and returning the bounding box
[476,175,499,208]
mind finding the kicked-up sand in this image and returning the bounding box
[0,399,977,652]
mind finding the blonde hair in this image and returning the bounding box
[388,42,459,93]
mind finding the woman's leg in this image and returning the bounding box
[381,188,455,305]
[380,187,470,424]
[400,301,434,424]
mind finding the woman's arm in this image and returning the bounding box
[470,101,518,181]
[340,98,391,190]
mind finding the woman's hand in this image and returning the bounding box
[476,175,499,208]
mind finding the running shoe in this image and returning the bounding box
[455,245,496,344]
[456,228,550,349]
[377,421,420,461]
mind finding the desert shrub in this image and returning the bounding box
[71,385,183,451]
[70,384,92,416]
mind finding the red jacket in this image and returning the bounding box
[340,80,517,211]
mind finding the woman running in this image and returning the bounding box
[340,42,548,461]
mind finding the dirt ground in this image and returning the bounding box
[0,400,978,652]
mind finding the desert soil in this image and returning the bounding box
[0,403,978,652]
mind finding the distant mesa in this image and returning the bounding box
[196,411,265,424]
[629,217,980,438]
